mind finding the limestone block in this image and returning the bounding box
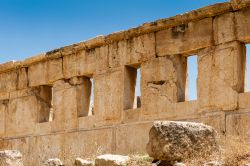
[95,45,109,72]
[95,154,130,166]
[0,150,23,166]
[174,101,198,119]
[29,134,63,166]
[201,111,226,134]
[115,122,153,154]
[63,49,95,79]
[5,96,38,137]
[156,18,213,56]
[78,116,95,130]
[122,108,140,123]
[62,129,114,165]
[109,33,155,68]
[28,58,63,87]
[45,158,63,166]
[0,92,9,101]
[17,68,28,90]
[75,158,94,166]
[141,56,187,116]
[213,12,236,45]
[52,80,78,132]
[0,71,17,93]
[226,110,250,137]
[0,102,6,136]
[239,92,250,109]
[94,68,123,125]
[197,42,245,111]
[231,0,250,10]
[235,8,250,43]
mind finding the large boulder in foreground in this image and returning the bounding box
[147,121,218,162]
[0,150,23,166]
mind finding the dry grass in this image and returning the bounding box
[126,137,250,166]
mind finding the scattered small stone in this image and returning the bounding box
[75,158,94,166]
[45,158,63,166]
[0,150,23,166]
[203,160,224,166]
[95,154,130,166]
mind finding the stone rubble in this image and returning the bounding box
[0,150,23,166]
[95,154,130,166]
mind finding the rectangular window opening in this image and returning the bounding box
[37,85,53,123]
[245,44,250,92]
[124,65,141,110]
[77,76,94,117]
[186,55,198,101]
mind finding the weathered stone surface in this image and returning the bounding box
[94,68,123,125]
[75,158,93,166]
[235,8,250,43]
[0,150,23,166]
[141,56,187,116]
[239,92,250,109]
[17,68,28,90]
[146,121,218,162]
[213,12,236,44]
[203,160,224,166]
[95,154,130,166]
[197,42,245,111]
[0,101,6,136]
[0,71,17,93]
[231,0,250,10]
[156,18,213,56]
[63,49,95,79]
[226,110,250,137]
[28,58,63,86]
[45,158,63,166]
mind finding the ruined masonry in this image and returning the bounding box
[0,0,250,165]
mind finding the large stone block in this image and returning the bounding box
[95,46,109,72]
[239,92,250,109]
[52,80,78,132]
[197,42,245,111]
[63,49,95,79]
[235,8,250,43]
[156,18,213,56]
[0,71,17,93]
[213,12,236,45]
[28,58,63,86]
[141,56,187,116]
[5,96,38,137]
[108,33,155,68]
[17,68,28,90]
[226,110,250,138]
[0,101,6,136]
[94,68,123,125]
[115,122,153,154]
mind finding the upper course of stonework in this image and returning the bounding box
[0,0,249,73]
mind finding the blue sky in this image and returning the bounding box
[1,0,249,100]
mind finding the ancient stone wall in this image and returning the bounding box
[0,0,250,165]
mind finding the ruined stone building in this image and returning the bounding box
[0,0,250,165]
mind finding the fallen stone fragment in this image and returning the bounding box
[75,158,94,166]
[0,150,23,166]
[203,160,224,166]
[45,158,63,166]
[147,121,218,162]
[95,154,130,166]
[152,160,186,166]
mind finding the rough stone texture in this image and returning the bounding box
[75,158,93,166]
[95,154,130,166]
[28,58,63,86]
[0,150,23,166]
[197,41,245,111]
[146,121,218,162]
[213,12,236,45]
[45,158,63,166]
[0,1,250,165]
[235,8,250,43]
[156,18,213,56]
[141,56,187,116]
[203,160,224,166]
